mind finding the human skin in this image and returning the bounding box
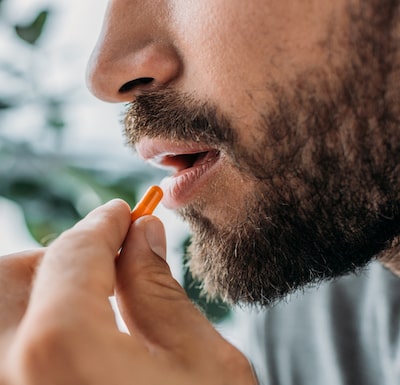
[88,0,348,183]
[89,0,400,305]
[0,202,257,384]
[86,0,351,289]
[1,0,400,383]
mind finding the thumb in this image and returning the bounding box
[116,216,217,350]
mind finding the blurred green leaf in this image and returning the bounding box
[0,99,13,109]
[46,99,65,131]
[0,145,150,243]
[14,10,49,45]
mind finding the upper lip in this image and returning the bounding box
[135,137,219,173]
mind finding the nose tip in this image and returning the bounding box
[87,42,181,103]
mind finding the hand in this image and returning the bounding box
[0,249,44,336]
[0,199,257,384]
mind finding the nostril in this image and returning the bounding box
[118,77,154,94]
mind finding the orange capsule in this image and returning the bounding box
[131,185,164,222]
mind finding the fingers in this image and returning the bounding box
[0,249,45,331]
[0,209,257,385]
[24,199,132,326]
[115,217,253,382]
[116,216,219,351]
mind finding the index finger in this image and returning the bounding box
[28,199,132,315]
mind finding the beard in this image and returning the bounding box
[124,1,400,306]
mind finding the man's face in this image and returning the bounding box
[87,0,400,305]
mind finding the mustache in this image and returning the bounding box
[123,89,236,149]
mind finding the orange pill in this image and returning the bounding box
[131,185,164,222]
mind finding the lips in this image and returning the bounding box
[136,138,222,208]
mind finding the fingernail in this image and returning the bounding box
[144,218,167,260]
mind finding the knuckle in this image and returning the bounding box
[54,212,123,256]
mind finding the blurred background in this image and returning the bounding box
[0,0,233,324]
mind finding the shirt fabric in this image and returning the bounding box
[233,262,400,385]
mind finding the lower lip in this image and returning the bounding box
[160,151,222,209]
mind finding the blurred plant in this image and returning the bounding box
[0,1,231,323]
[0,3,152,241]
[15,9,49,45]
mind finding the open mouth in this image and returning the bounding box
[135,138,223,208]
[155,149,221,175]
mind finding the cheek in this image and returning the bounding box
[170,1,275,94]
[171,0,349,106]
[169,2,284,147]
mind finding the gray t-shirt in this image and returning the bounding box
[234,262,400,385]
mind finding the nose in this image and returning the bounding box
[86,1,181,103]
